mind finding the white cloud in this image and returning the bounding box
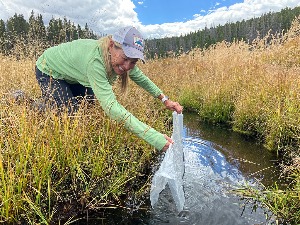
[0,0,299,39]
[0,0,140,35]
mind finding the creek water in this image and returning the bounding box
[77,112,280,225]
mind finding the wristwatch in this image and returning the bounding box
[161,95,169,103]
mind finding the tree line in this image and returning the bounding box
[145,6,300,58]
[0,7,299,59]
[0,10,100,57]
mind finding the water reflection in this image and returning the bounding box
[183,113,280,186]
[148,113,279,225]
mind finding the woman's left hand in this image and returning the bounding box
[164,100,183,114]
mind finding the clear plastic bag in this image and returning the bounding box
[150,112,185,212]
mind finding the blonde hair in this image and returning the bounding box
[100,35,128,92]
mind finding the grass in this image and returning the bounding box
[235,166,300,224]
[1,16,300,224]
[0,56,170,223]
[140,16,300,156]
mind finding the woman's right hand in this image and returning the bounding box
[162,134,174,151]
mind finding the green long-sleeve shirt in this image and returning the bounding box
[36,38,167,150]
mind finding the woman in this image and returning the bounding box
[35,26,183,151]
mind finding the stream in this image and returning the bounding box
[77,112,280,225]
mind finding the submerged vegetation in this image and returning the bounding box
[0,10,300,225]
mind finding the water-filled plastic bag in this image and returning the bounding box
[150,112,185,212]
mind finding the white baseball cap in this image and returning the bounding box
[112,26,145,63]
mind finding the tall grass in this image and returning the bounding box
[0,57,170,223]
[142,16,300,155]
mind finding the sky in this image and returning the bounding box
[0,0,299,39]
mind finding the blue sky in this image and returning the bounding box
[0,0,299,38]
[134,0,243,25]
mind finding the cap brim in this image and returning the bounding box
[123,45,145,63]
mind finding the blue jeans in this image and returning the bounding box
[35,67,95,113]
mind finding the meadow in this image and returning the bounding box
[1,16,300,224]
